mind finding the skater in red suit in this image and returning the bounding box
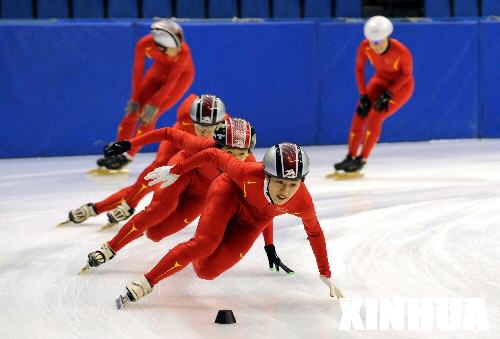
[110,143,341,307]
[65,94,226,226]
[334,16,414,174]
[97,19,195,170]
[83,119,293,276]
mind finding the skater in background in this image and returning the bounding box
[108,143,341,308]
[334,16,414,175]
[97,19,195,171]
[83,119,293,276]
[63,94,225,227]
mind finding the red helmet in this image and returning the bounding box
[263,143,309,179]
[214,117,255,150]
[189,94,226,126]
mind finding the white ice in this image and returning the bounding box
[1,140,499,339]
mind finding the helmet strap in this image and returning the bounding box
[381,38,391,55]
[263,175,275,204]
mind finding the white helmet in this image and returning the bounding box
[364,16,393,41]
[151,20,184,49]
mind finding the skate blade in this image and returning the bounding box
[99,222,118,231]
[325,171,364,180]
[78,264,90,275]
[56,220,72,227]
[87,168,129,175]
[116,294,131,310]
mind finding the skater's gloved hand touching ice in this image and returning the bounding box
[374,90,392,112]
[320,276,343,300]
[356,95,371,118]
[104,141,131,157]
[145,166,179,189]
[264,244,294,274]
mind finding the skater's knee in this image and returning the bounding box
[193,261,221,280]
[146,229,163,242]
[196,236,219,254]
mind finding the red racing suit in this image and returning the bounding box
[106,129,273,253]
[349,38,414,159]
[95,94,199,215]
[143,148,331,286]
[117,34,195,156]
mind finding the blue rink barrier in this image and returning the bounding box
[0,19,497,158]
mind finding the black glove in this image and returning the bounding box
[374,90,392,112]
[264,244,294,274]
[104,141,131,157]
[356,95,371,118]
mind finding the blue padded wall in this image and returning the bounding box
[479,20,500,137]
[0,20,497,158]
[0,22,134,157]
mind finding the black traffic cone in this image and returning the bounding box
[214,309,236,324]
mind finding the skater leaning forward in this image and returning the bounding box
[62,94,225,227]
[82,119,293,277]
[335,16,414,175]
[114,143,342,308]
[97,19,195,170]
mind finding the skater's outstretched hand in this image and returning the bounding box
[104,141,131,157]
[264,244,294,275]
[145,166,179,189]
[374,90,392,112]
[320,276,343,299]
[356,95,371,118]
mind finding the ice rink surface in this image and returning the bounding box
[1,140,499,339]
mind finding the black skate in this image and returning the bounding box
[96,154,131,170]
[327,156,365,180]
[344,156,366,173]
[333,154,354,171]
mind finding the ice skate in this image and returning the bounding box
[79,242,115,274]
[344,156,366,173]
[100,201,135,230]
[327,156,366,180]
[88,154,132,175]
[116,276,152,309]
[333,154,354,171]
[57,203,97,226]
[326,155,364,180]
